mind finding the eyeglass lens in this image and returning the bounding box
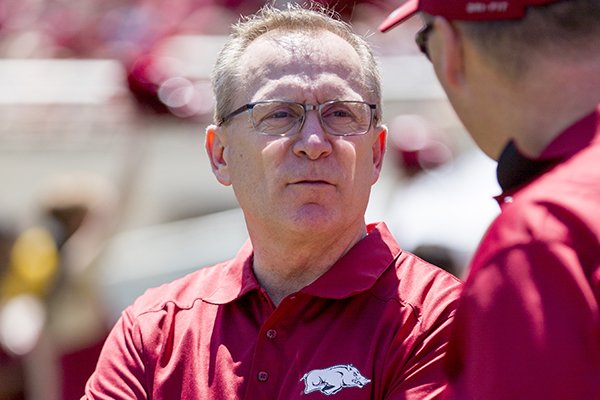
[251,101,373,136]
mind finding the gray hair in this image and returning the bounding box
[458,0,600,78]
[210,2,382,125]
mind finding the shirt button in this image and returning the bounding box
[266,329,277,339]
[257,371,269,382]
[504,196,513,203]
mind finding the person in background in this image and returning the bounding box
[379,0,600,398]
[0,174,120,400]
[37,174,119,400]
[83,3,462,399]
[0,219,26,400]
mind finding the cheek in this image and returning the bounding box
[228,139,286,190]
[229,151,258,188]
[258,139,290,177]
[352,145,381,192]
[341,141,373,183]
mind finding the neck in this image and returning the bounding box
[513,61,600,157]
[249,222,367,306]
[498,56,600,158]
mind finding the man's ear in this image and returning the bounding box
[371,125,387,184]
[432,16,466,89]
[205,124,232,186]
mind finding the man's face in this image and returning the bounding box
[206,30,386,238]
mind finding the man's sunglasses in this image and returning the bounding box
[415,22,434,60]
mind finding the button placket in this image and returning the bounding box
[257,371,269,382]
[249,293,305,391]
[266,329,277,339]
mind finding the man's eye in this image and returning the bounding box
[331,110,352,117]
[267,110,293,119]
[323,108,353,119]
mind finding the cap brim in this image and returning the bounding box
[378,0,420,32]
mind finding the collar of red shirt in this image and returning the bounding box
[496,104,600,192]
[200,222,402,304]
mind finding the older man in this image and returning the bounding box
[380,0,600,399]
[82,4,461,399]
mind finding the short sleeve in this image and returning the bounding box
[82,307,148,399]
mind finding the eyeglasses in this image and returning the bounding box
[415,22,434,60]
[218,100,377,137]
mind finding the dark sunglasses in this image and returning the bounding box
[415,22,434,60]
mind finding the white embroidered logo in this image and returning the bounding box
[300,364,371,396]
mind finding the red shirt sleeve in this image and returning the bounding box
[383,262,462,399]
[82,307,148,399]
[386,312,456,399]
[444,240,600,399]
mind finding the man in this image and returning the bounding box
[379,0,600,398]
[82,4,462,399]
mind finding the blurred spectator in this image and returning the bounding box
[36,173,119,400]
[412,244,459,277]
[309,0,390,20]
[388,114,454,178]
[0,218,26,400]
[0,173,121,400]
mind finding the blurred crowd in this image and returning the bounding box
[0,0,412,119]
[0,1,497,399]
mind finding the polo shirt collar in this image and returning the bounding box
[202,222,401,304]
[301,222,401,299]
[201,240,259,304]
[497,105,600,192]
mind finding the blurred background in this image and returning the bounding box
[0,0,501,398]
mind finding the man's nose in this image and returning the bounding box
[292,109,333,160]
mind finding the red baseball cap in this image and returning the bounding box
[379,0,563,32]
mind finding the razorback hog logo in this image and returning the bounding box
[300,364,371,396]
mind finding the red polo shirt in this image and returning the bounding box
[83,222,461,399]
[444,105,600,399]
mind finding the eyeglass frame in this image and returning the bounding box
[217,99,378,137]
[415,22,434,60]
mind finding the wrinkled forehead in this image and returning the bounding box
[237,30,368,102]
